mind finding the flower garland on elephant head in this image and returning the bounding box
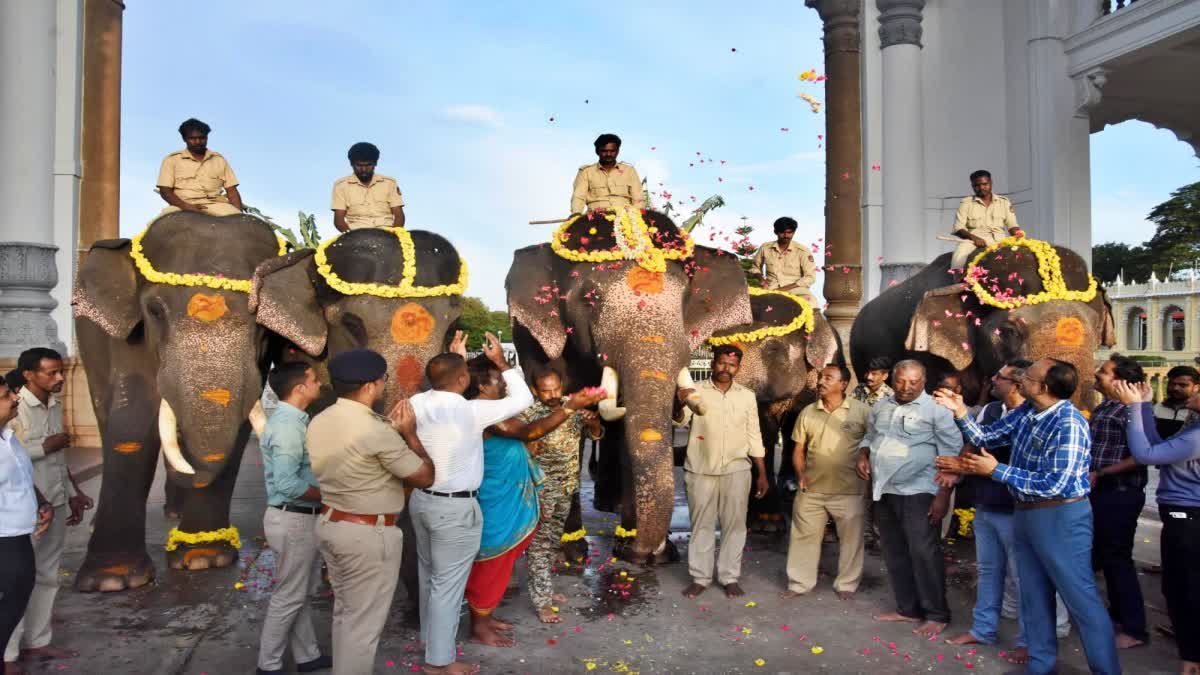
[130,227,288,293]
[706,287,816,347]
[965,237,1097,310]
[549,206,694,274]
[314,226,468,298]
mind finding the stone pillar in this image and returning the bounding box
[0,1,66,357]
[79,0,123,255]
[807,0,864,351]
[876,0,926,290]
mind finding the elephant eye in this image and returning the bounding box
[147,300,166,321]
[341,312,368,347]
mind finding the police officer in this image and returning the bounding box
[156,118,244,217]
[570,133,645,214]
[308,349,434,675]
[331,142,406,231]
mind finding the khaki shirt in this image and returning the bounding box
[156,149,239,206]
[751,242,817,295]
[570,162,645,214]
[951,194,1018,237]
[792,397,869,495]
[331,174,405,229]
[676,380,765,475]
[307,398,425,514]
[12,388,74,507]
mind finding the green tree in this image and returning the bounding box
[1146,181,1200,277]
[1091,241,1152,283]
[456,296,511,350]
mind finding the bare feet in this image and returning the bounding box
[682,583,707,598]
[536,606,561,624]
[1006,647,1029,665]
[1115,632,1145,649]
[469,620,514,648]
[551,592,568,604]
[872,611,919,623]
[423,662,480,675]
[836,590,855,601]
[914,621,948,637]
[20,646,79,661]
[723,582,745,598]
[779,589,806,599]
[487,615,513,631]
[944,632,982,646]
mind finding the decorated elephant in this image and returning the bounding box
[507,208,751,563]
[72,212,298,591]
[850,238,1115,409]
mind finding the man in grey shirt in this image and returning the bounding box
[856,360,962,637]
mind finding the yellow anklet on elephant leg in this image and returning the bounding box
[164,526,241,552]
[560,528,587,543]
[614,525,638,538]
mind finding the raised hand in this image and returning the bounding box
[448,330,468,358]
[932,387,968,418]
[482,332,508,369]
[1111,380,1143,405]
[388,398,417,436]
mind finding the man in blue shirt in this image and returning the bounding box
[257,362,331,675]
[934,358,1122,675]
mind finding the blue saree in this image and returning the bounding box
[476,435,543,560]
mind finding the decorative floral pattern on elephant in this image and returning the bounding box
[72,212,303,592]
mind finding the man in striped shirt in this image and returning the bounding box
[933,358,1121,675]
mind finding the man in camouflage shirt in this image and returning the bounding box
[853,356,895,408]
[519,368,603,622]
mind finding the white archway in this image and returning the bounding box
[1161,304,1186,351]
[1126,305,1148,351]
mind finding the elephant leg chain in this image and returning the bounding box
[528,485,572,609]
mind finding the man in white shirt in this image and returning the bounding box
[409,332,533,675]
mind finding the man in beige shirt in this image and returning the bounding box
[783,364,870,600]
[570,133,645,214]
[156,118,243,217]
[751,217,818,304]
[674,344,768,600]
[331,142,406,232]
[949,169,1024,269]
[308,349,434,675]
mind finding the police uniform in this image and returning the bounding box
[949,194,1019,268]
[570,162,644,214]
[155,148,242,216]
[331,174,405,229]
[751,242,818,304]
[308,350,426,675]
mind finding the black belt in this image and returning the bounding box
[421,488,478,499]
[272,503,322,515]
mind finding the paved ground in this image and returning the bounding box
[25,443,1180,674]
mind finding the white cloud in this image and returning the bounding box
[441,104,505,129]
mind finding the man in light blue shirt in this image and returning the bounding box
[856,360,961,637]
[257,362,330,675]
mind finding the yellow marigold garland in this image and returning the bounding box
[130,228,287,293]
[165,526,241,552]
[708,287,816,346]
[549,207,694,273]
[614,525,637,538]
[953,507,976,538]
[560,528,587,543]
[314,227,468,298]
[966,237,1097,310]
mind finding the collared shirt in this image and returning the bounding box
[12,388,73,507]
[519,398,597,495]
[957,400,1092,502]
[951,194,1018,236]
[307,398,426,514]
[0,426,38,537]
[156,148,239,205]
[410,368,534,493]
[676,380,765,476]
[1153,401,1200,439]
[570,162,644,214]
[751,242,817,296]
[261,402,320,509]
[852,382,894,409]
[862,391,963,500]
[330,173,405,229]
[1089,399,1147,490]
[793,396,870,495]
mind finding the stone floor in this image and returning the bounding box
[25,443,1181,674]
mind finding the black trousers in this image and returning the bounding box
[0,534,35,675]
[1161,504,1200,663]
[1090,485,1148,641]
[875,492,950,623]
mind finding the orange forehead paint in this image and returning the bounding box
[187,293,228,322]
[200,389,232,407]
[391,303,436,345]
[1055,317,1085,348]
[626,267,664,295]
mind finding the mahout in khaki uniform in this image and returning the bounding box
[332,142,406,231]
[949,169,1024,269]
[750,216,818,304]
[156,117,243,217]
[570,133,645,214]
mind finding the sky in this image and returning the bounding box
[118,1,1200,310]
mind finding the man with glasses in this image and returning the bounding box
[934,358,1121,675]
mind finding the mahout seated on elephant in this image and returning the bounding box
[507,207,752,564]
[850,237,1115,411]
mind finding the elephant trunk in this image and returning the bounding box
[618,361,681,561]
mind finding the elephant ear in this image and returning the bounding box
[251,250,327,356]
[683,246,753,351]
[506,245,568,359]
[905,284,974,370]
[1089,286,1116,347]
[73,239,141,339]
[805,313,841,371]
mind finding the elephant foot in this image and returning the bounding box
[653,538,680,565]
[561,538,589,564]
[166,541,239,571]
[74,551,155,592]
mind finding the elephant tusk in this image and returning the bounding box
[677,369,707,416]
[158,398,196,475]
[248,400,267,439]
[597,366,626,421]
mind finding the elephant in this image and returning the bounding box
[72,212,306,592]
[506,209,752,563]
[850,241,1115,410]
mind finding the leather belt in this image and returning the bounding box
[421,488,478,499]
[320,505,397,527]
[1014,495,1085,511]
[272,503,321,515]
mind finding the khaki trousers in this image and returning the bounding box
[257,508,322,671]
[950,226,1007,269]
[316,515,403,675]
[156,202,242,219]
[786,491,865,594]
[5,504,67,662]
[684,470,750,587]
